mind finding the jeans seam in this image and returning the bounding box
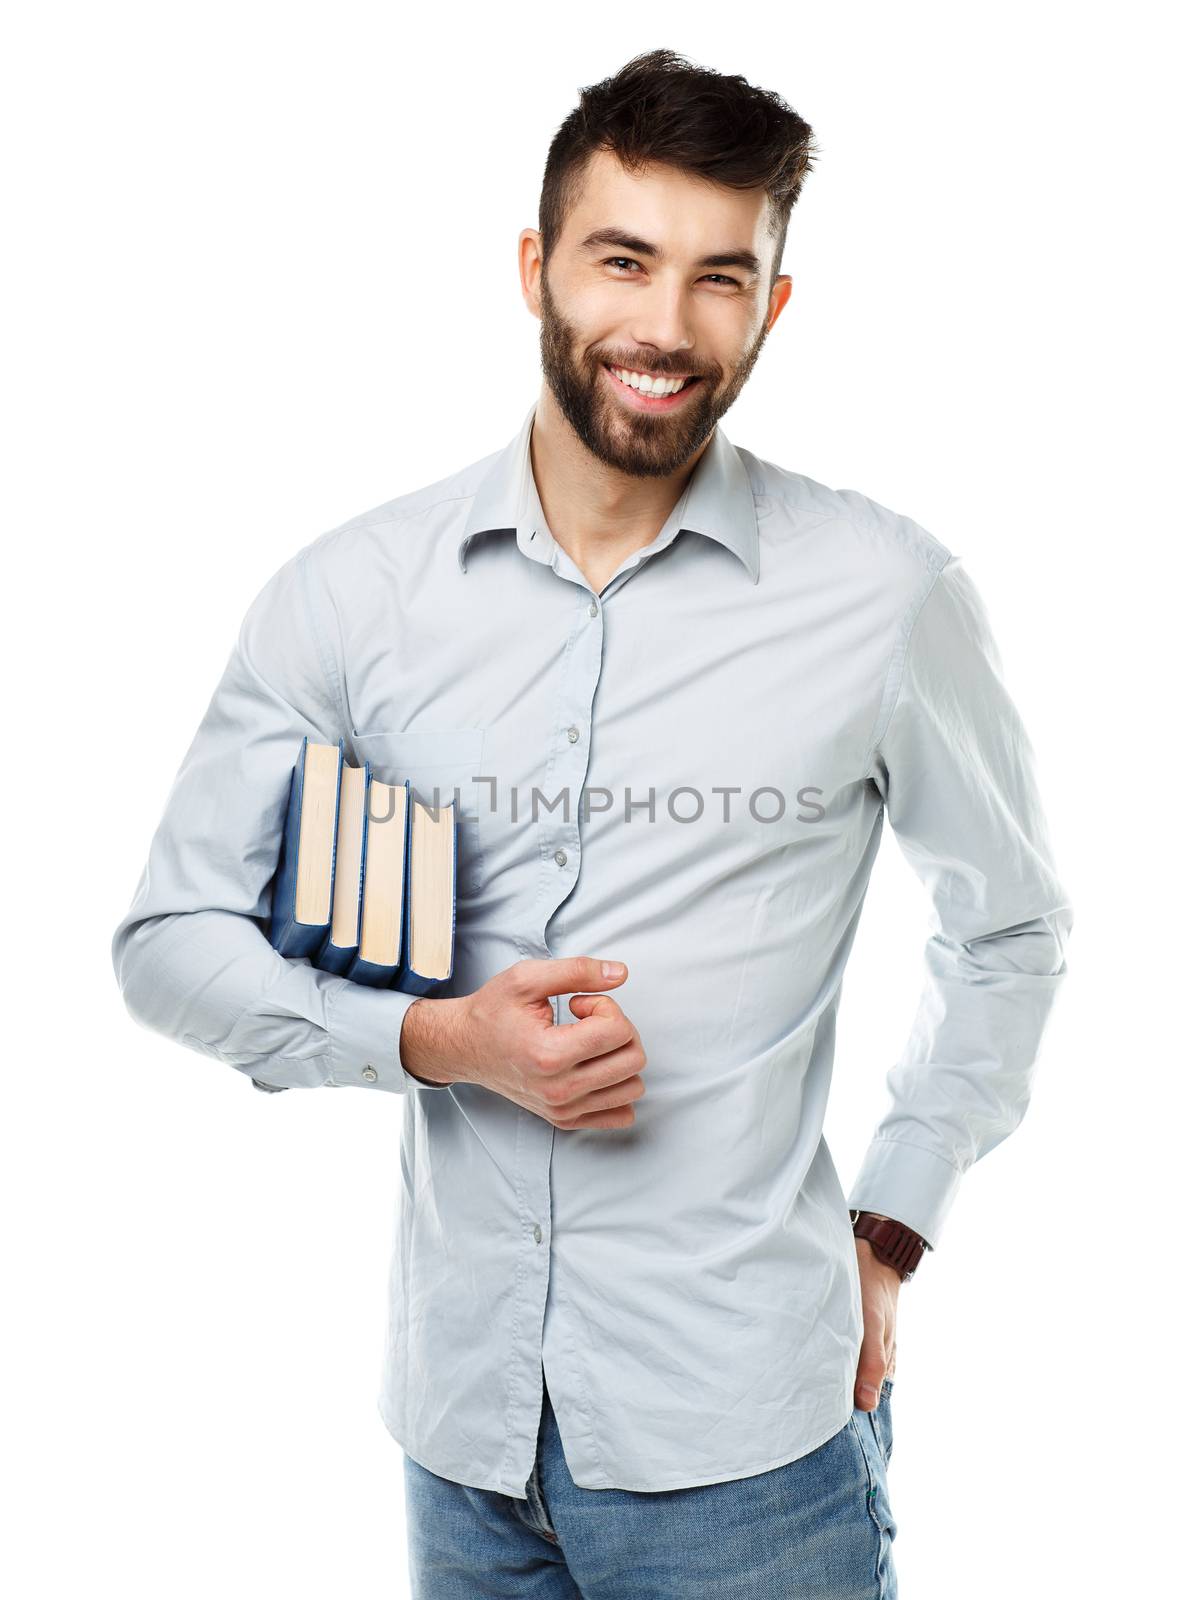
[850,1414,890,1600]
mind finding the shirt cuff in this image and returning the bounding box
[326,981,453,1092]
[846,1136,963,1249]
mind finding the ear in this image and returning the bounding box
[519,228,544,319]
[765,275,793,333]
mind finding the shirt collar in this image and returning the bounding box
[457,400,760,584]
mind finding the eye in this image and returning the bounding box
[603,258,741,288]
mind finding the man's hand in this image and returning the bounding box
[401,957,647,1130]
[853,1225,901,1411]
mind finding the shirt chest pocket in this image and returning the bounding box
[350,726,487,901]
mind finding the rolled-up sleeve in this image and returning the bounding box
[111,542,447,1094]
[847,555,1073,1246]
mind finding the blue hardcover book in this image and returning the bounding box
[346,776,411,988]
[397,793,459,997]
[316,759,372,975]
[267,736,345,958]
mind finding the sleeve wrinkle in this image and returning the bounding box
[862,555,953,783]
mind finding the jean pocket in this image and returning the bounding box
[870,1382,894,1466]
[351,727,487,901]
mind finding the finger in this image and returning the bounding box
[542,1048,647,1119]
[568,989,638,1016]
[552,1061,646,1122]
[551,1013,633,1068]
[553,1105,639,1131]
[565,991,628,1028]
[511,956,628,1001]
[567,993,643,1036]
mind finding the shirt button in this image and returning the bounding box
[362,1065,378,1082]
[566,725,579,743]
[588,600,599,616]
[554,848,568,867]
[533,1224,543,1243]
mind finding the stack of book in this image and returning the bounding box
[266,736,458,996]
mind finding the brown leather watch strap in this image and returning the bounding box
[849,1209,930,1281]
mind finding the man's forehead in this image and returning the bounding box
[568,149,773,253]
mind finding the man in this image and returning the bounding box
[112,48,1072,1599]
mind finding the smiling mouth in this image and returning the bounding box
[601,363,705,408]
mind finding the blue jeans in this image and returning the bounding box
[403,1372,897,1598]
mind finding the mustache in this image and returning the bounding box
[595,356,714,382]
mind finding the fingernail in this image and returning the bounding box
[857,1384,878,1408]
[601,961,625,978]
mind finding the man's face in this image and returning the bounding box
[527,148,790,479]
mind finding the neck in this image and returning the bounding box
[530,387,708,591]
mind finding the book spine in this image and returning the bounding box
[316,939,357,975]
[278,921,334,960]
[395,967,445,998]
[268,736,308,954]
[345,955,403,989]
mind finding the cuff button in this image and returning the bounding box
[362,1065,378,1082]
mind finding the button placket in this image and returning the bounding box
[538,587,603,946]
[505,530,662,1489]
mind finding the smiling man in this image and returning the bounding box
[112,47,1073,1600]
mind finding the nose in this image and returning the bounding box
[626,283,695,366]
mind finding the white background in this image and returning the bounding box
[4,3,1175,1595]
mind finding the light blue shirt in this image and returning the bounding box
[112,400,1072,1497]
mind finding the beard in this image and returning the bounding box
[537,268,770,479]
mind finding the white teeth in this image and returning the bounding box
[609,366,689,397]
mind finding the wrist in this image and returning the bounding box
[401,997,468,1087]
[849,1209,930,1282]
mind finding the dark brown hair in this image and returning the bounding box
[539,49,819,285]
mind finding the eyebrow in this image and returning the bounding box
[578,227,761,278]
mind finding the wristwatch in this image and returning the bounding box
[849,1209,930,1281]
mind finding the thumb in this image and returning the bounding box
[512,956,628,1001]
